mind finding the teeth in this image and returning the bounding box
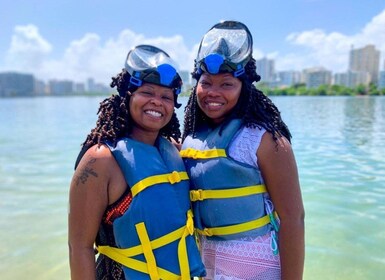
[145,110,162,117]
[208,102,222,106]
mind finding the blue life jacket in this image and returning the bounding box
[97,136,206,280]
[181,119,278,241]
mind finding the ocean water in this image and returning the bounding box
[0,95,384,279]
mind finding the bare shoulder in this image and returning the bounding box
[73,144,115,188]
[258,132,294,161]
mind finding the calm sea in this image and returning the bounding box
[0,95,384,279]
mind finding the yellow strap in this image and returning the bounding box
[131,171,189,197]
[97,245,180,279]
[135,222,159,280]
[99,224,185,258]
[197,214,271,236]
[180,148,227,159]
[190,185,267,201]
[178,210,194,280]
[97,210,195,279]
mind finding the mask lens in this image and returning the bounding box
[196,21,253,75]
[124,45,182,92]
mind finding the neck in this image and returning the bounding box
[129,129,159,146]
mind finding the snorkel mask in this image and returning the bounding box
[124,45,182,107]
[196,21,253,77]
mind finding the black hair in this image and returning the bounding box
[81,69,181,149]
[182,57,291,143]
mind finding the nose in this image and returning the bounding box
[207,85,221,97]
[150,95,162,106]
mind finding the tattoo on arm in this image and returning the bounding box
[76,158,98,186]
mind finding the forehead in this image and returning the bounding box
[139,83,174,94]
[200,72,240,81]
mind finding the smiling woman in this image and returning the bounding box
[129,83,176,142]
[68,44,206,280]
[181,21,305,280]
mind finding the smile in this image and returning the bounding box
[145,110,163,117]
[206,102,223,107]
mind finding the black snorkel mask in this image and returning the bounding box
[124,45,182,108]
[196,21,253,78]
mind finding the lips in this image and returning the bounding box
[144,109,163,118]
[204,99,225,110]
[207,101,223,107]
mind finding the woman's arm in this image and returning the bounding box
[68,145,112,280]
[258,133,305,280]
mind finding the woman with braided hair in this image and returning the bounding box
[181,21,304,280]
[68,45,205,280]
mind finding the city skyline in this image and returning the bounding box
[1,1,385,85]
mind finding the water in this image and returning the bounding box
[0,95,384,279]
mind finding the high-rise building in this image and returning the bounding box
[256,57,275,83]
[0,72,35,97]
[379,71,385,89]
[48,80,74,95]
[34,79,47,96]
[178,70,192,92]
[349,44,380,85]
[74,82,86,94]
[303,67,332,88]
[87,78,95,92]
[334,70,370,88]
[276,70,301,87]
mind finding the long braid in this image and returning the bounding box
[182,58,291,143]
[81,69,181,149]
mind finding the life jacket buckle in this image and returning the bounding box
[202,228,213,236]
[190,189,203,201]
[168,171,181,184]
[184,148,198,159]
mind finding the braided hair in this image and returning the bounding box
[82,69,181,149]
[182,57,291,143]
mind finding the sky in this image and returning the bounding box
[1,0,385,85]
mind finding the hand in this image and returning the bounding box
[170,137,182,151]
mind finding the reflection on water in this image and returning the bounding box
[271,96,385,279]
[0,96,384,280]
[343,96,377,146]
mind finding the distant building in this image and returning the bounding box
[303,67,332,88]
[179,70,192,92]
[87,78,96,92]
[93,82,110,94]
[85,78,110,94]
[334,72,349,87]
[0,72,34,97]
[349,44,380,85]
[334,70,370,88]
[379,71,385,89]
[276,70,301,87]
[48,80,74,95]
[256,57,275,83]
[74,82,86,94]
[34,79,47,96]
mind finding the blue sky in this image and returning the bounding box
[1,0,385,85]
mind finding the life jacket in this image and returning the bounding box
[181,119,279,242]
[97,136,206,280]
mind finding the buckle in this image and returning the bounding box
[190,189,203,201]
[168,171,181,184]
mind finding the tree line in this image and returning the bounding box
[259,83,385,96]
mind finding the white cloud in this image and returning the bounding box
[5,25,52,72]
[3,25,197,85]
[277,9,385,73]
[3,9,385,85]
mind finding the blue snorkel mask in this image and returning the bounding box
[196,21,253,77]
[124,45,183,107]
